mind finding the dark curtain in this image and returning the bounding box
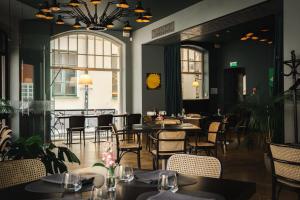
[164,44,182,115]
[273,3,284,143]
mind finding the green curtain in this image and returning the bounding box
[164,44,182,115]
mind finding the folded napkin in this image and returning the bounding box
[134,170,176,184]
[147,191,215,200]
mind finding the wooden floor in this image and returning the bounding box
[54,135,298,200]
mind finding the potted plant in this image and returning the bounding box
[0,98,14,120]
[5,135,80,174]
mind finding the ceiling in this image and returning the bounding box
[17,0,202,30]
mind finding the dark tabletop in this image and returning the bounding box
[128,123,201,133]
[0,174,256,200]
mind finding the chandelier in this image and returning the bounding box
[35,0,153,33]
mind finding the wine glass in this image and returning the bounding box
[158,172,178,193]
[117,165,134,182]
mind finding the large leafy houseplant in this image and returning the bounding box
[0,99,14,119]
[6,135,80,174]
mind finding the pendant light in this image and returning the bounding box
[134,0,145,13]
[35,10,46,19]
[73,19,81,28]
[116,0,129,9]
[45,13,54,20]
[41,1,51,13]
[136,14,144,23]
[90,0,101,5]
[144,8,153,19]
[106,21,114,29]
[69,0,80,7]
[50,0,60,12]
[56,15,64,25]
[123,21,132,31]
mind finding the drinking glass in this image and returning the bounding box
[63,172,82,192]
[158,172,178,193]
[117,165,134,182]
[90,186,111,200]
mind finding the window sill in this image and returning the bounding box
[53,96,79,99]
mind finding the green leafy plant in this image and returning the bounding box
[6,135,80,174]
[0,99,14,117]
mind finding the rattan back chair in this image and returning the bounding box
[0,126,8,138]
[150,130,186,170]
[111,124,142,168]
[0,129,12,153]
[189,121,221,157]
[0,159,46,189]
[269,143,300,200]
[167,154,222,178]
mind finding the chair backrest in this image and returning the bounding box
[270,143,300,184]
[97,114,113,126]
[0,126,8,138]
[207,122,221,143]
[0,159,46,189]
[69,115,85,128]
[0,133,12,152]
[126,114,141,126]
[167,154,222,178]
[157,131,186,154]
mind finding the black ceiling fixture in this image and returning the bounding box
[35,0,153,35]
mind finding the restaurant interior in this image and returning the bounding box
[0,0,299,199]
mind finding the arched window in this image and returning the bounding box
[50,31,122,111]
[181,47,209,100]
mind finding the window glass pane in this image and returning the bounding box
[78,55,87,68]
[78,34,87,54]
[54,38,59,50]
[182,61,188,72]
[112,71,118,98]
[59,36,68,51]
[195,51,202,61]
[194,62,201,73]
[104,56,111,68]
[189,62,195,72]
[112,43,119,56]
[60,53,68,66]
[96,56,103,68]
[50,40,54,52]
[188,49,194,61]
[69,35,77,51]
[95,37,103,55]
[88,55,95,68]
[53,70,62,82]
[88,35,95,55]
[69,53,77,66]
[111,57,119,69]
[53,51,60,66]
[182,48,188,60]
[54,83,62,95]
[65,84,76,95]
[104,40,111,56]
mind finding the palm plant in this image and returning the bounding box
[5,135,80,174]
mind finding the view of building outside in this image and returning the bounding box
[50,32,121,113]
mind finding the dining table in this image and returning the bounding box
[0,172,256,200]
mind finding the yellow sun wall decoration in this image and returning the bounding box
[146,73,161,89]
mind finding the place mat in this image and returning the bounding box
[134,170,197,186]
[136,191,226,200]
[25,174,103,194]
[134,170,176,184]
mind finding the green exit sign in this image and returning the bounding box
[230,61,238,68]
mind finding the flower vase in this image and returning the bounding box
[106,168,116,191]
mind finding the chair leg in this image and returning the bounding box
[94,130,97,143]
[66,130,69,145]
[83,130,85,145]
[152,157,156,170]
[137,150,141,169]
[272,179,277,200]
[79,131,82,144]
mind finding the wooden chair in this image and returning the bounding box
[95,114,113,142]
[167,154,222,178]
[66,115,85,145]
[150,130,186,170]
[269,143,300,200]
[0,126,8,139]
[111,124,142,168]
[189,121,221,157]
[0,159,46,189]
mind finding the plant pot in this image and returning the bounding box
[264,152,272,172]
